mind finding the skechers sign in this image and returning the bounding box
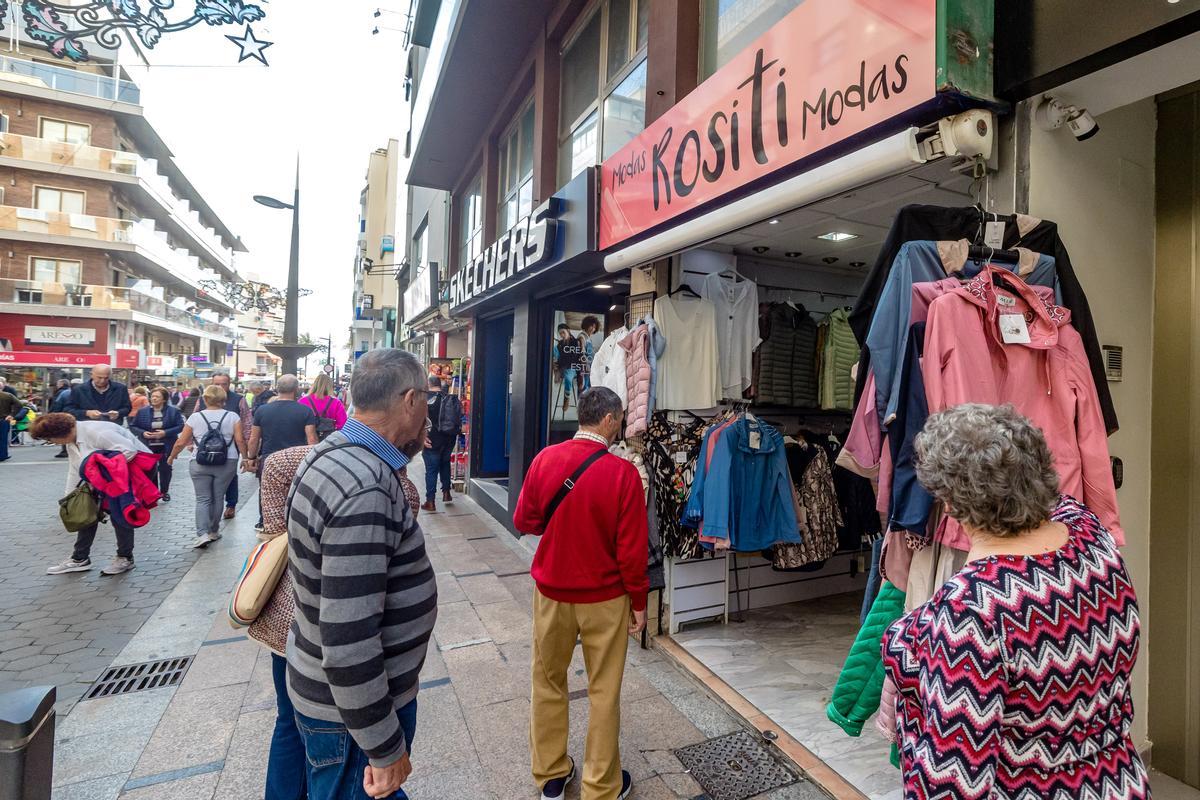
[448,197,562,310]
[598,0,936,249]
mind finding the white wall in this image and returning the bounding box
[1026,98,1156,750]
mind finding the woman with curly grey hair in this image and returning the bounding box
[882,404,1149,800]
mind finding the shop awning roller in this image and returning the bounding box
[603,128,927,273]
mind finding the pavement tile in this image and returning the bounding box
[432,600,489,649]
[457,572,515,606]
[53,729,154,787]
[177,638,259,693]
[212,708,275,800]
[434,572,468,605]
[411,683,481,775]
[443,642,525,709]
[58,687,175,738]
[118,770,220,800]
[475,598,533,645]
[128,683,245,778]
[48,772,127,800]
[402,764,495,800]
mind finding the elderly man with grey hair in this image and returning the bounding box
[286,348,437,800]
[245,374,316,531]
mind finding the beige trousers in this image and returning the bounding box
[530,590,630,800]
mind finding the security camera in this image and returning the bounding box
[1034,95,1099,142]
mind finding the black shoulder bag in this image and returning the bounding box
[541,448,608,531]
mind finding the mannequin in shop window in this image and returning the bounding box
[881,404,1149,800]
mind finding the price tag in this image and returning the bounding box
[996,294,1016,307]
[999,314,1031,344]
[674,451,688,464]
[748,430,762,450]
[984,220,1005,249]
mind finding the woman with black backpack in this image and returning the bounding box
[167,384,246,549]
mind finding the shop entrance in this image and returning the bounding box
[476,313,514,487]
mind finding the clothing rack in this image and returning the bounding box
[679,269,857,301]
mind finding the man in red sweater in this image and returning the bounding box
[514,386,648,800]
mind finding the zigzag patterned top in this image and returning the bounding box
[882,496,1151,799]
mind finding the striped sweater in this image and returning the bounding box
[285,434,438,767]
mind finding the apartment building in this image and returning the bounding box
[350,139,400,360]
[0,44,246,397]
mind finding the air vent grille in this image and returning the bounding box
[1102,345,1123,382]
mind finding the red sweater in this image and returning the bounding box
[513,438,649,611]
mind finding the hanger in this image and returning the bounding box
[669,283,701,299]
[968,244,1020,265]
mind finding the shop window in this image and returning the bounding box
[498,100,535,232]
[31,256,82,285]
[38,117,90,145]
[456,172,483,271]
[559,0,649,186]
[547,309,607,445]
[0,114,8,133]
[34,186,86,214]
[700,0,802,79]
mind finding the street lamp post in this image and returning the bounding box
[255,158,316,375]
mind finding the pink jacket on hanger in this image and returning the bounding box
[922,266,1123,547]
[620,325,652,437]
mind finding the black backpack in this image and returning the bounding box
[196,411,231,466]
[313,398,337,441]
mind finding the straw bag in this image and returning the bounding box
[248,570,295,655]
[228,534,289,628]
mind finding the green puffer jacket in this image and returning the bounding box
[826,580,906,737]
[820,308,857,411]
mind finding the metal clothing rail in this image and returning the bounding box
[679,269,858,301]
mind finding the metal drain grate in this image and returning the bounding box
[83,656,193,700]
[674,730,796,800]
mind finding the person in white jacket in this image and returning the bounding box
[30,412,151,576]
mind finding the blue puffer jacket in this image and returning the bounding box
[684,416,800,551]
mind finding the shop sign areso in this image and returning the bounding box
[0,351,111,367]
[448,197,562,310]
[599,0,936,249]
[25,325,97,346]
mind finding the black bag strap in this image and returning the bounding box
[201,411,231,443]
[542,447,608,530]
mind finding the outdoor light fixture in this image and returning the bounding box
[816,231,858,242]
[594,283,613,289]
[609,304,619,311]
[785,251,802,258]
[768,219,780,225]
[752,246,770,254]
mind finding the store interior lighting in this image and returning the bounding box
[815,231,859,242]
[594,283,613,289]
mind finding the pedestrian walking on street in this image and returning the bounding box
[882,404,1150,800]
[0,382,24,462]
[513,386,648,800]
[246,374,316,532]
[420,375,462,512]
[198,371,253,520]
[64,364,131,426]
[32,412,152,576]
[286,348,437,800]
[49,378,72,458]
[180,386,201,417]
[131,387,184,502]
[168,385,247,549]
[128,385,149,421]
[298,372,348,441]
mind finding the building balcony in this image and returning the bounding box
[0,56,140,105]
[0,204,234,310]
[0,277,237,341]
[0,132,237,275]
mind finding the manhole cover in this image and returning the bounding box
[83,656,193,700]
[674,730,796,800]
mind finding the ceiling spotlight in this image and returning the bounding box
[752,246,770,254]
[850,261,866,267]
[594,283,612,289]
[372,26,380,34]
[785,251,802,258]
[822,256,839,264]
[374,9,382,16]
[816,231,858,242]
[768,219,780,225]
[609,304,619,311]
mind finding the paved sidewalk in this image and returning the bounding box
[0,442,258,714]
[49,486,827,799]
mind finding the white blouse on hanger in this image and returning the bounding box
[653,293,721,410]
[590,326,631,407]
[698,272,761,400]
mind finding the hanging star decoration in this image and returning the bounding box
[225,23,271,65]
[7,0,271,65]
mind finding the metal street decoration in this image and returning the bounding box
[12,0,271,65]
[199,278,310,313]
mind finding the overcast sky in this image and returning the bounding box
[122,1,411,367]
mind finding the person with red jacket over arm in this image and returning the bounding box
[514,386,647,800]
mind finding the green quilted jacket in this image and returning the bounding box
[820,307,858,411]
[826,580,906,736]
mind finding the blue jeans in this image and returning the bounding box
[295,701,418,800]
[225,473,238,509]
[0,419,8,460]
[860,537,884,625]
[267,654,306,800]
[422,441,453,501]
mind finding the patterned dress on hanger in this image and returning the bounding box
[772,440,842,569]
[644,412,707,560]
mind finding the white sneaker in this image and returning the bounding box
[46,558,91,575]
[100,556,134,576]
[190,533,216,549]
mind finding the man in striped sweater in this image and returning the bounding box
[286,348,438,800]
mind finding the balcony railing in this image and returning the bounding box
[0,132,234,270]
[0,56,140,104]
[0,204,226,297]
[0,278,236,337]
